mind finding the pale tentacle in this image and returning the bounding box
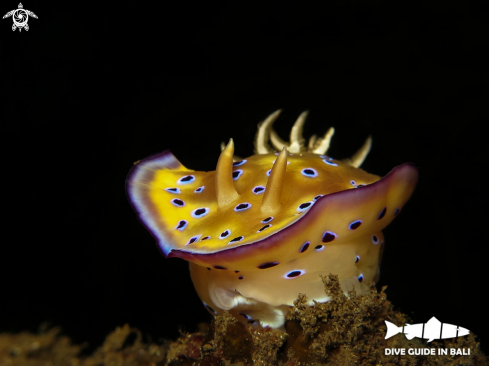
[312,127,335,155]
[270,128,288,151]
[261,147,288,214]
[220,142,242,162]
[342,136,372,168]
[289,111,308,153]
[308,134,318,151]
[254,110,282,154]
[216,139,239,207]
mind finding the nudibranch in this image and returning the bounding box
[126,110,418,328]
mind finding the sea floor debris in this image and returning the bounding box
[1,275,486,366]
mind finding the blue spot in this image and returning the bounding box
[171,198,185,207]
[219,230,231,239]
[233,169,243,180]
[300,242,310,253]
[355,255,360,263]
[372,235,379,244]
[378,207,386,220]
[314,195,323,201]
[178,175,195,184]
[301,168,318,177]
[233,160,247,166]
[394,208,400,215]
[175,220,187,231]
[201,236,210,241]
[350,180,357,186]
[194,186,204,193]
[285,270,305,279]
[315,245,325,251]
[267,169,271,176]
[253,186,265,194]
[349,220,362,230]
[165,188,180,194]
[239,312,252,320]
[192,207,210,218]
[358,274,364,282]
[261,217,273,223]
[323,159,338,166]
[234,203,251,212]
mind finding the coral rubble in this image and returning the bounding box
[0,275,486,365]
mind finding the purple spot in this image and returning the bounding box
[201,236,210,241]
[178,175,195,184]
[350,180,357,186]
[261,217,273,223]
[234,203,251,211]
[297,202,313,212]
[238,276,244,280]
[175,220,187,231]
[235,270,240,273]
[372,235,379,244]
[219,230,231,239]
[194,186,204,193]
[300,242,310,253]
[323,159,338,166]
[258,261,279,269]
[355,255,360,263]
[314,195,323,201]
[229,236,244,243]
[378,207,386,220]
[233,169,243,180]
[233,160,247,166]
[186,235,200,245]
[285,270,305,279]
[171,198,185,207]
[315,245,324,251]
[258,224,271,232]
[322,231,336,243]
[301,168,318,177]
[191,207,209,218]
[349,220,362,230]
[165,188,180,194]
[214,265,227,270]
[253,186,265,194]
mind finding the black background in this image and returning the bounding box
[1,1,488,356]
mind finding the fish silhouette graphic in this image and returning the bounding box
[385,316,470,342]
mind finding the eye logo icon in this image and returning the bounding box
[385,316,470,342]
[3,3,37,32]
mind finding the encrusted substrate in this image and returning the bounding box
[0,276,486,365]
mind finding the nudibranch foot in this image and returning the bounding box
[127,110,418,329]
